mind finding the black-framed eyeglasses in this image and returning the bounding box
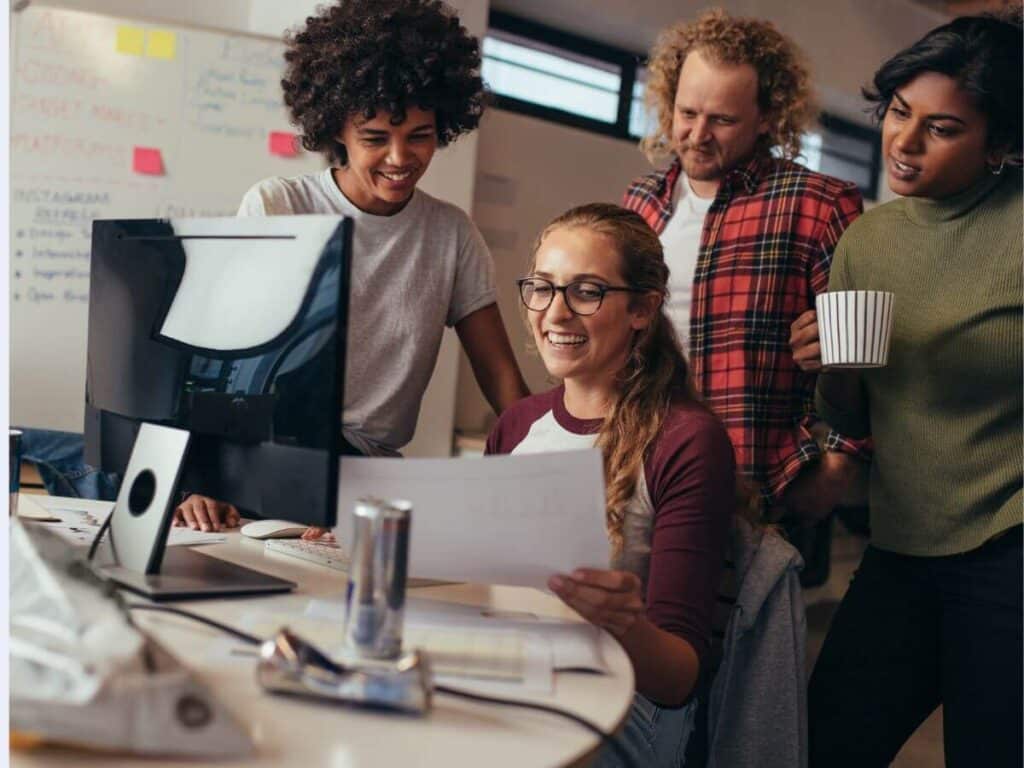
[516,277,646,316]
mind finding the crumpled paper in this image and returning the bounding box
[10,519,253,757]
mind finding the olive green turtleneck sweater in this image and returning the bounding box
[817,171,1022,556]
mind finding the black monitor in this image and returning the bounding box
[83,216,352,600]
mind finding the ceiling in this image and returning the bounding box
[488,0,949,55]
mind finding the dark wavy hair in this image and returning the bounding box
[281,0,486,165]
[863,8,1022,154]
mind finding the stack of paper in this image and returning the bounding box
[303,595,609,695]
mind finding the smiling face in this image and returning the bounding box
[882,71,996,199]
[671,49,768,195]
[527,227,654,393]
[334,106,438,215]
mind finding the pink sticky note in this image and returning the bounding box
[133,146,164,175]
[269,131,299,157]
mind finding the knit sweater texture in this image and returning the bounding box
[816,171,1022,556]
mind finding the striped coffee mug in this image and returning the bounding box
[815,290,894,368]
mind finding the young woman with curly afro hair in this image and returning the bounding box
[175,0,529,534]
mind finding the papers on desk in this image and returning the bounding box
[215,610,559,697]
[335,449,610,589]
[19,496,226,549]
[208,595,608,698]
[304,595,608,695]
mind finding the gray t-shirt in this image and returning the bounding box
[238,168,496,455]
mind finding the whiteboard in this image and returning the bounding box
[10,4,327,431]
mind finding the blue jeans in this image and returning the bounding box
[17,428,120,500]
[593,693,697,768]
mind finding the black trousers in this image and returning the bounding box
[808,526,1023,768]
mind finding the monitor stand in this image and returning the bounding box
[99,423,295,601]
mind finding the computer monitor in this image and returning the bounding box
[83,215,352,600]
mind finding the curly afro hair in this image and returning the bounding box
[281,0,486,166]
[641,8,816,163]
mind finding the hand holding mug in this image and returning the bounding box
[790,309,822,372]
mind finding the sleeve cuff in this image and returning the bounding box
[822,429,873,461]
[763,427,823,508]
[448,293,497,328]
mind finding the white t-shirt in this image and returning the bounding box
[658,176,713,352]
[238,168,496,456]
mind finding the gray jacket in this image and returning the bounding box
[707,517,807,768]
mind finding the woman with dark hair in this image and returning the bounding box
[789,12,1022,767]
[176,0,529,533]
[487,203,736,766]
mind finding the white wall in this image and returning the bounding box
[15,0,488,457]
[20,0,257,32]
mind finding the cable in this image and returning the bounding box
[86,512,113,562]
[434,685,636,768]
[123,603,263,645]
[120,603,636,767]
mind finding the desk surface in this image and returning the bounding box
[12,501,635,768]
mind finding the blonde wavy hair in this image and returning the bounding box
[527,204,749,555]
[641,8,817,163]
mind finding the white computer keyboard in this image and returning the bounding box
[264,538,350,571]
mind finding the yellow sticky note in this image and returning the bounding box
[115,26,145,56]
[145,30,176,60]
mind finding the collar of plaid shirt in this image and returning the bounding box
[631,153,770,231]
[623,150,868,510]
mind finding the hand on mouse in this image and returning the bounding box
[301,527,335,541]
[173,494,240,532]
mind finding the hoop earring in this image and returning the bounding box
[990,157,1006,176]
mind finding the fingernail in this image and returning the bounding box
[549,576,564,591]
[201,524,210,532]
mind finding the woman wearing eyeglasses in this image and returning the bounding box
[486,203,735,766]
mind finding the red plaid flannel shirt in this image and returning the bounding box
[624,154,871,510]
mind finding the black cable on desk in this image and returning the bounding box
[434,684,636,768]
[86,511,112,562]
[121,603,637,768]
[124,603,263,645]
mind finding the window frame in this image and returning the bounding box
[812,113,882,201]
[484,11,642,141]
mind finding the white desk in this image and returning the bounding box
[12,509,635,768]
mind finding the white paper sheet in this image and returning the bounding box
[335,449,610,590]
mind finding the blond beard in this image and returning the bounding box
[678,147,724,182]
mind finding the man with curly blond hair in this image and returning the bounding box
[624,9,870,525]
[176,0,529,533]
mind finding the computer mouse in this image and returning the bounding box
[240,519,309,540]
